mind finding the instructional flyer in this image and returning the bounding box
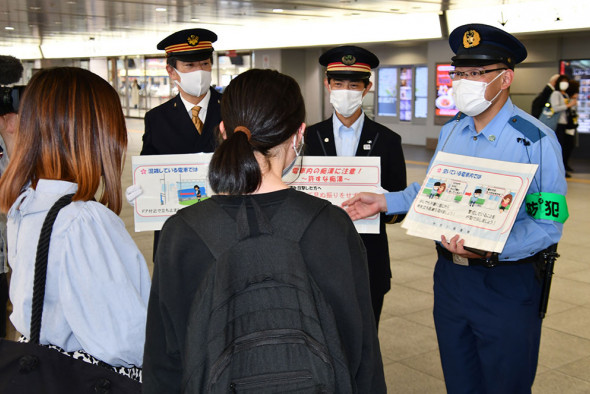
[131,153,213,232]
[401,152,538,253]
[285,156,382,234]
[131,154,382,234]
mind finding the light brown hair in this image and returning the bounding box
[0,67,127,214]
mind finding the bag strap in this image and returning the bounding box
[270,191,330,243]
[29,193,74,344]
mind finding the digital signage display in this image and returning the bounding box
[377,67,398,117]
[414,66,428,119]
[435,63,458,118]
[399,67,413,121]
[561,59,590,133]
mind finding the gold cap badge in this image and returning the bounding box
[341,55,356,66]
[463,30,481,48]
[187,35,200,46]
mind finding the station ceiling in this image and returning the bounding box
[0,0,588,59]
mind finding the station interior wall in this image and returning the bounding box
[32,30,590,155]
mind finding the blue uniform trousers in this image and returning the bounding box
[433,254,542,394]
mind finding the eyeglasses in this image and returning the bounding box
[448,68,507,80]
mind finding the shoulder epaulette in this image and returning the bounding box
[445,112,467,125]
[508,115,546,143]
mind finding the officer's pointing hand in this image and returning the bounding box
[342,192,387,221]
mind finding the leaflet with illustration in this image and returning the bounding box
[401,151,538,253]
[131,154,382,234]
[131,153,213,232]
[285,156,382,234]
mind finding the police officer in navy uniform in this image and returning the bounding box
[305,46,407,328]
[127,28,222,258]
[342,24,567,393]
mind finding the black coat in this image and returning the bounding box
[305,115,407,296]
[143,189,386,393]
[140,88,222,258]
[140,87,222,155]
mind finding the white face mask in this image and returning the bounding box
[282,134,303,178]
[173,69,211,97]
[559,81,569,91]
[452,70,506,117]
[330,89,364,117]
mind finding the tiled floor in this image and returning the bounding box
[5,117,590,392]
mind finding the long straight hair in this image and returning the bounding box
[0,67,127,214]
[208,69,305,195]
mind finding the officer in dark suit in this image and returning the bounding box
[128,28,222,258]
[305,46,407,327]
[141,28,222,155]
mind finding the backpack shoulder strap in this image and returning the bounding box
[179,192,330,257]
[270,191,330,243]
[178,199,239,259]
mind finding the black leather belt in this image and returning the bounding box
[436,244,543,268]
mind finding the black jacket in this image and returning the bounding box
[140,87,222,155]
[139,88,222,258]
[305,115,407,296]
[143,189,386,394]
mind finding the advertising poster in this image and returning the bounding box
[399,67,413,121]
[435,64,458,123]
[131,153,213,231]
[285,156,382,234]
[401,152,538,253]
[561,59,590,133]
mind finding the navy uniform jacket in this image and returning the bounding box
[141,87,222,155]
[140,87,222,258]
[305,115,407,297]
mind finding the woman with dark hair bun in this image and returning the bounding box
[208,68,306,195]
[143,69,386,393]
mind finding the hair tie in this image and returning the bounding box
[234,126,251,141]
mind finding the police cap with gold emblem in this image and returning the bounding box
[449,23,527,69]
[157,28,217,62]
[319,45,379,79]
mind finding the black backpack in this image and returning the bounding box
[180,193,354,394]
[531,85,553,118]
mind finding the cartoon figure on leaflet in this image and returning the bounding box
[499,193,513,213]
[469,188,482,207]
[194,185,202,202]
[429,181,441,199]
[434,183,446,199]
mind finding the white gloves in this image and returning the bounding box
[125,184,143,206]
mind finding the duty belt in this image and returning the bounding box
[435,244,544,268]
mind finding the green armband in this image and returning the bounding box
[525,192,569,223]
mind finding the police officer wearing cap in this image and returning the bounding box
[342,24,567,393]
[305,46,407,328]
[127,28,222,258]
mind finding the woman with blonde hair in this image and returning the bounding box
[0,67,150,382]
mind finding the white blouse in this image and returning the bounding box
[7,179,151,367]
